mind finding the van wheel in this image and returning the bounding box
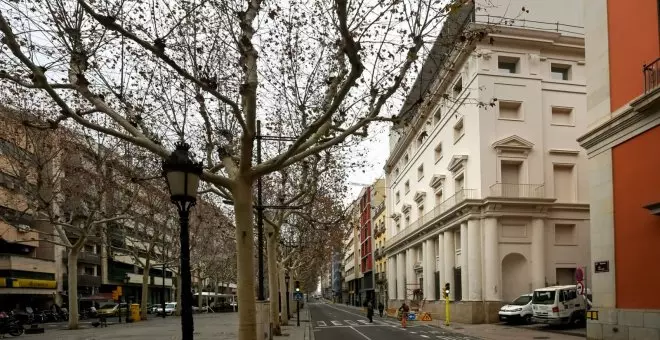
[524,315,532,324]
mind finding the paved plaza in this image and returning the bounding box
[17,312,308,340]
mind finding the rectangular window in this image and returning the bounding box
[454,174,465,193]
[551,106,574,126]
[404,154,409,164]
[498,100,522,120]
[417,164,424,181]
[404,180,410,194]
[417,131,427,147]
[394,167,400,177]
[453,118,464,143]
[433,107,442,124]
[435,191,443,205]
[553,164,575,202]
[554,224,577,245]
[395,191,400,203]
[453,77,463,98]
[556,268,576,285]
[551,63,571,81]
[498,56,520,74]
[434,143,443,162]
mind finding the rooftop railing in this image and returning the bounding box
[644,57,660,93]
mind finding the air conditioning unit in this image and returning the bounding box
[16,224,31,233]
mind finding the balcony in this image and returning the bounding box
[0,254,56,274]
[385,189,477,249]
[488,183,545,199]
[63,274,101,287]
[62,251,101,265]
[644,57,660,93]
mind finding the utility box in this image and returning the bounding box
[130,304,141,321]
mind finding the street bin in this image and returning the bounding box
[130,304,141,321]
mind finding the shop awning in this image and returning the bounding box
[0,288,55,295]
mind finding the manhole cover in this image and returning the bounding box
[533,337,550,339]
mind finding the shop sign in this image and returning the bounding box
[11,278,57,289]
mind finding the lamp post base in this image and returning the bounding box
[256,301,272,340]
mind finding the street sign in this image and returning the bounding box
[576,282,585,295]
[575,267,584,282]
[293,292,304,301]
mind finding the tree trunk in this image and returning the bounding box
[267,232,281,335]
[214,279,219,310]
[140,259,150,319]
[233,178,257,340]
[279,266,289,325]
[67,249,80,329]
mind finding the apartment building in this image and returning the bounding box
[578,1,660,339]
[373,199,387,306]
[384,0,590,323]
[342,199,361,306]
[0,107,179,309]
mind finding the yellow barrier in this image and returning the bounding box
[130,304,141,321]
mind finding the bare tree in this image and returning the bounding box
[0,1,504,338]
[0,107,139,329]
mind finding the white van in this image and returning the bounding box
[531,285,587,326]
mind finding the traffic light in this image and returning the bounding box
[294,280,300,292]
[443,283,450,298]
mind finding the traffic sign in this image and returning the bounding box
[577,281,585,295]
[293,292,304,301]
[575,267,584,282]
[421,312,432,321]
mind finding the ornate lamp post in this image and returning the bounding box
[123,274,131,322]
[162,142,202,340]
[284,272,291,319]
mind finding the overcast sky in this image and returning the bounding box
[344,123,390,203]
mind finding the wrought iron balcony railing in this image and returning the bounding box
[644,57,660,93]
[385,189,476,249]
[489,183,545,199]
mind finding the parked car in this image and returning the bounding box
[532,285,588,326]
[498,293,533,324]
[96,303,128,317]
[155,302,177,316]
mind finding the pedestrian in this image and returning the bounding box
[398,301,410,328]
[378,301,384,317]
[366,301,374,323]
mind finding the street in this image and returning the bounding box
[309,303,478,340]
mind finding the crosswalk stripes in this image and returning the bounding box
[357,320,369,324]
[316,321,326,327]
[344,320,358,326]
[330,320,342,326]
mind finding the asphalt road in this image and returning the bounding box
[308,303,479,340]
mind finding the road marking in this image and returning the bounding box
[357,320,369,324]
[317,321,327,327]
[349,326,373,340]
[421,336,429,338]
[345,320,358,326]
[331,320,342,326]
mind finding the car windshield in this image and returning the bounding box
[532,291,556,305]
[166,303,176,309]
[512,295,532,305]
[99,303,116,309]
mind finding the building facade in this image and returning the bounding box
[578,0,660,339]
[373,199,387,306]
[342,199,361,306]
[384,0,591,323]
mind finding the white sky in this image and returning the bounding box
[344,123,390,203]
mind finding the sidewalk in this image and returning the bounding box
[277,307,311,340]
[431,321,585,340]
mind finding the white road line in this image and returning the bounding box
[357,320,369,324]
[349,326,373,340]
[317,321,327,327]
[421,335,429,338]
[345,320,358,326]
[331,320,342,326]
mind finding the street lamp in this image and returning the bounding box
[123,274,131,323]
[284,272,290,320]
[163,142,202,340]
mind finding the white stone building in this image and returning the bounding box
[384,0,591,323]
